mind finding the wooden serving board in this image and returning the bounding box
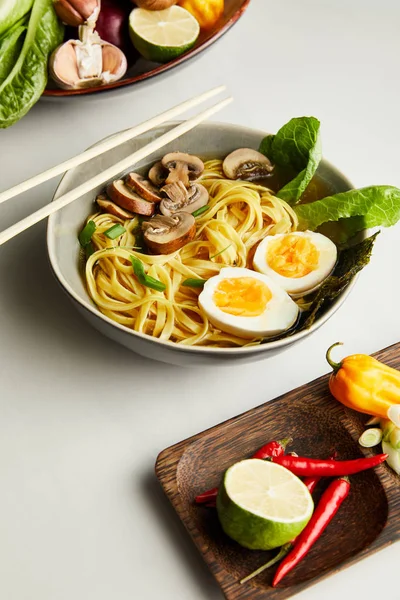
[155,342,400,600]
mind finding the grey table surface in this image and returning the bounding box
[1,1,399,598]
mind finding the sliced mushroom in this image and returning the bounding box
[96,194,135,219]
[142,213,196,254]
[49,27,127,90]
[222,148,274,180]
[162,152,204,187]
[126,173,163,203]
[148,161,168,187]
[107,180,155,216]
[160,183,209,217]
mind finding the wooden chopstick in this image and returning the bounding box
[0,96,233,247]
[0,85,226,207]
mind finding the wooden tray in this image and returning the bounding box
[155,342,400,599]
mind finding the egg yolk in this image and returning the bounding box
[213,277,272,317]
[267,235,319,278]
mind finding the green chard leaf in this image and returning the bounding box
[295,186,400,239]
[259,117,322,205]
[0,0,64,128]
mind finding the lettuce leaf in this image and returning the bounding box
[295,186,400,238]
[0,0,64,128]
[0,0,33,39]
[0,19,28,86]
[259,117,322,205]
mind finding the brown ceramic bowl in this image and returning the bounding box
[43,0,251,97]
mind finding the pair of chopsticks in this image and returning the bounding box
[0,85,232,247]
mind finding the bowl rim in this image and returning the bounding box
[47,120,359,356]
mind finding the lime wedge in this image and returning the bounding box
[217,459,314,550]
[129,6,200,64]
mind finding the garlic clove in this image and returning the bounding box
[54,0,100,27]
[49,38,128,90]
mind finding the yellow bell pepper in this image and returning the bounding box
[326,342,400,419]
[179,0,224,30]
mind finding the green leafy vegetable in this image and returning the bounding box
[0,18,28,85]
[259,117,322,205]
[192,205,210,218]
[300,232,378,329]
[79,221,96,247]
[295,186,400,240]
[0,0,33,38]
[182,278,207,287]
[130,255,166,292]
[104,224,126,240]
[0,0,64,128]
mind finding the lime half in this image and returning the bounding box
[129,6,200,64]
[217,459,314,550]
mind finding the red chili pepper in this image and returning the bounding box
[273,453,387,477]
[252,437,292,459]
[195,437,292,505]
[302,451,338,494]
[272,476,351,587]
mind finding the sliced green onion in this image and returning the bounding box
[143,275,167,292]
[192,205,209,218]
[85,242,95,258]
[182,278,207,287]
[210,244,232,260]
[130,255,166,292]
[358,428,383,448]
[104,223,126,239]
[79,220,96,247]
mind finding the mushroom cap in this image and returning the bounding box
[161,152,204,187]
[160,183,209,217]
[107,180,155,216]
[142,212,196,254]
[148,161,169,187]
[96,194,135,219]
[49,38,127,90]
[126,173,162,203]
[222,148,274,180]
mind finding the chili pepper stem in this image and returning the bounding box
[326,342,344,372]
[239,544,291,585]
[278,437,293,450]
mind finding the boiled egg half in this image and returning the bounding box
[253,231,337,297]
[198,267,299,340]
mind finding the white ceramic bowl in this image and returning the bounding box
[47,122,358,367]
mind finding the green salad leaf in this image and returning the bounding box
[0,0,64,128]
[295,186,400,239]
[0,18,28,86]
[0,0,33,38]
[259,117,322,205]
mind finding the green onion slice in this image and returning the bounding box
[104,223,126,239]
[182,278,207,287]
[79,220,96,247]
[130,255,166,292]
[192,205,209,218]
[210,244,232,259]
[359,428,383,448]
[85,242,95,258]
